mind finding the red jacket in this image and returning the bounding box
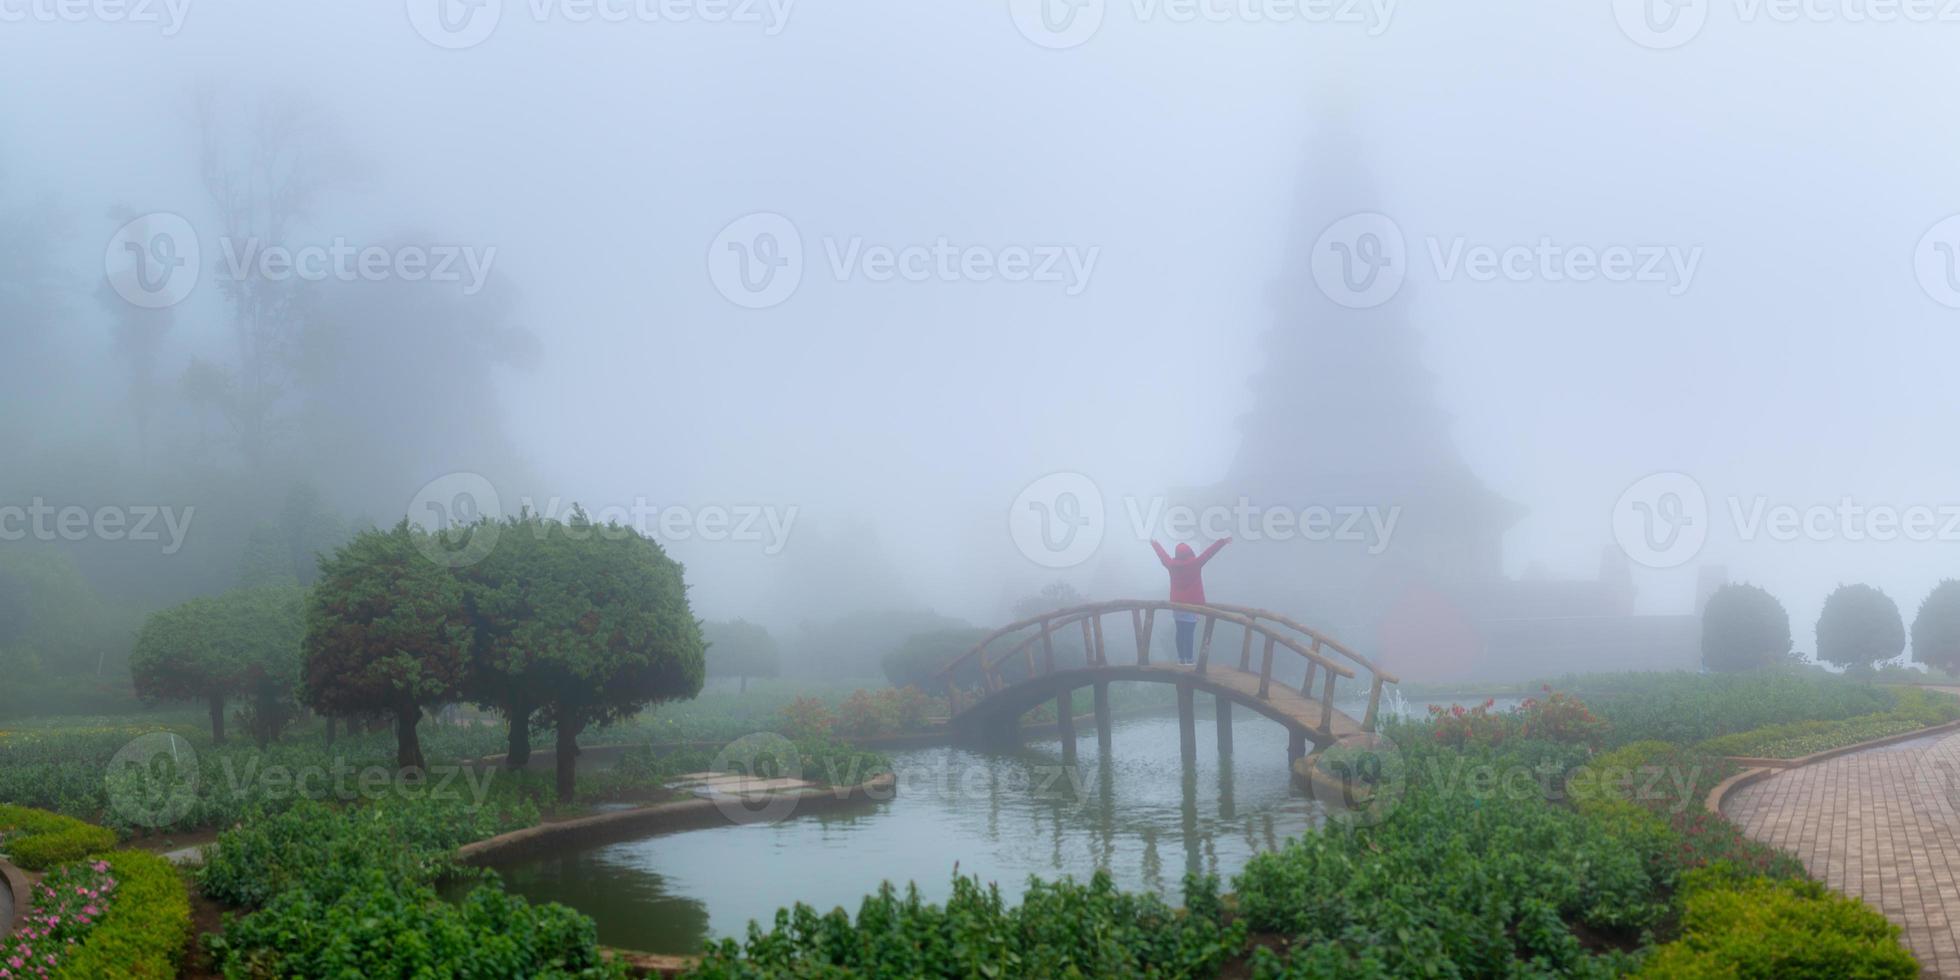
[1153,539,1229,606]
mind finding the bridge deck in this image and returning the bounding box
[955,662,1367,742]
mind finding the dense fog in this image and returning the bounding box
[6,0,1959,687]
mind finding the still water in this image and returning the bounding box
[487,697,1492,955]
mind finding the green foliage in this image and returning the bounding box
[685,871,1244,978]
[1700,583,1794,672]
[1816,583,1907,674]
[50,851,194,980]
[1234,744,1662,976]
[1423,688,1605,750]
[458,510,705,799]
[210,871,623,980]
[1638,868,1918,978]
[0,549,141,697]
[302,522,473,768]
[1694,687,1960,759]
[1567,671,1895,746]
[831,687,937,737]
[703,619,782,688]
[130,585,304,744]
[1912,579,1960,674]
[196,795,535,908]
[0,804,119,871]
[879,628,992,696]
[1569,742,1804,883]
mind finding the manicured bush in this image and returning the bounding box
[1913,580,1960,674]
[1817,583,1907,675]
[1638,866,1918,978]
[0,804,117,871]
[1701,583,1794,672]
[1696,687,1960,759]
[685,872,1244,978]
[777,696,835,739]
[51,850,193,979]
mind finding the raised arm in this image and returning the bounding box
[1197,537,1231,564]
[1151,540,1172,567]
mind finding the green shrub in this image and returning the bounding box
[1700,583,1794,672]
[1568,671,1894,746]
[208,870,623,979]
[1696,688,1960,759]
[685,871,1244,978]
[1639,868,1917,978]
[52,850,193,979]
[0,803,118,871]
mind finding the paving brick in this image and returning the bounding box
[1726,730,1960,978]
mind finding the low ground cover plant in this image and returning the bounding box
[685,872,1244,978]
[1696,686,1960,759]
[1559,671,1896,747]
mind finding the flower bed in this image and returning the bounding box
[0,850,189,980]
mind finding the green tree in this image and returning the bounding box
[1700,583,1794,672]
[1911,580,1960,675]
[462,511,704,800]
[882,627,993,696]
[1816,583,1906,677]
[132,596,239,742]
[703,619,780,693]
[130,585,304,745]
[301,522,473,770]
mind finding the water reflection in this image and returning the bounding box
[489,699,1352,955]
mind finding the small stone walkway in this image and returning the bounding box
[1725,727,1960,977]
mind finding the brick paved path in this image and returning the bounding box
[1724,729,1960,977]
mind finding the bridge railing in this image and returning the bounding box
[936,600,1393,734]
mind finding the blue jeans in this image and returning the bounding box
[1175,617,1197,664]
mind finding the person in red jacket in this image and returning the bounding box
[1152,537,1230,665]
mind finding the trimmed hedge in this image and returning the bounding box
[0,804,118,872]
[1638,865,1918,977]
[1697,687,1960,760]
[52,850,192,979]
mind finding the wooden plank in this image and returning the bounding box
[1363,675,1383,733]
[1299,660,1317,698]
[1091,614,1106,667]
[1080,618,1095,669]
[1139,609,1155,664]
[1318,662,1338,735]
[1196,617,1217,674]
[1238,625,1253,672]
[1258,637,1276,699]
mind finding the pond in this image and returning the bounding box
[485,693,1507,955]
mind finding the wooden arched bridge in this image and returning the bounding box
[937,600,1397,765]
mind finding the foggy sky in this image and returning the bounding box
[5,1,1959,656]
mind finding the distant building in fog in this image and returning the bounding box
[1179,117,1711,683]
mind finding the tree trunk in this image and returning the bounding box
[324,715,337,746]
[555,719,584,804]
[208,695,226,745]
[397,705,426,772]
[507,709,532,768]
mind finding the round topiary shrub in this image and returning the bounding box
[1911,579,1960,676]
[1816,584,1906,676]
[1701,583,1794,672]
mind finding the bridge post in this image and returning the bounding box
[1093,681,1112,754]
[1214,695,1233,756]
[1057,690,1077,765]
[1177,683,1197,765]
[1287,728,1307,764]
